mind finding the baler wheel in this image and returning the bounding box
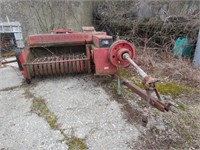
[26,78,31,84]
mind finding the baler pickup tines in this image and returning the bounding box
[24,53,90,77]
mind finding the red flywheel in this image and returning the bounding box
[108,40,136,67]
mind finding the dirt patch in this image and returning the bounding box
[0,85,22,92]
[115,96,143,125]
[91,76,141,123]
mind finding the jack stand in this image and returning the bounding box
[117,76,122,96]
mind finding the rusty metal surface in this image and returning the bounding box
[64,57,68,74]
[25,53,90,77]
[24,57,90,65]
[38,58,44,77]
[60,57,64,74]
[92,34,113,48]
[50,29,76,34]
[143,76,160,86]
[93,48,117,75]
[19,27,141,82]
[56,57,60,75]
[43,58,48,76]
[29,33,93,47]
[19,27,113,81]
[76,58,80,73]
[114,74,172,112]
[82,26,95,32]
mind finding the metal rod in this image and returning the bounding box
[1,59,17,64]
[117,77,122,95]
[123,53,148,78]
[23,57,90,66]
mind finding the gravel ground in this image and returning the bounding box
[0,66,23,90]
[0,65,68,150]
[0,63,140,150]
[32,76,140,150]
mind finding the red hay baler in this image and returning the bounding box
[18,27,175,124]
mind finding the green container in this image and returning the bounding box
[173,37,193,58]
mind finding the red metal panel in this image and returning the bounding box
[93,48,117,75]
[92,34,112,48]
[86,45,91,73]
[19,48,31,79]
[29,33,93,47]
[92,32,107,36]
[82,26,95,32]
[50,29,77,34]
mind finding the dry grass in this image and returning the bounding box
[124,47,200,149]
[134,47,200,88]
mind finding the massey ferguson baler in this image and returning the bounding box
[18,27,174,124]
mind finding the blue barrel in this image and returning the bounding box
[193,29,200,68]
[173,37,193,58]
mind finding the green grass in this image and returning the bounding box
[155,83,192,98]
[67,136,87,150]
[24,89,58,129]
[118,68,192,98]
[177,103,187,111]
[24,89,88,149]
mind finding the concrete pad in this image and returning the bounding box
[0,65,23,90]
[0,89,68,150]
[32,75,140,150]
[0,64,140,149]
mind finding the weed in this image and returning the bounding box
[66,136,87,150]
[24,89,58,129]
[177,103,187,111]
[23,89,88,149]
[155,82,192,98]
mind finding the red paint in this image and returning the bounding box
[92,34,113,48]
[19,48,31,79]
[19,27,137,81]
[29,33,93,46]
[109,40,136,68]
[50,29,77,34]
[82,26,95,32]
[93,48,117,75]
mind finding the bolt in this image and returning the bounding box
[122,53,130,60]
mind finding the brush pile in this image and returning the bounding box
[94,0,200,50]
